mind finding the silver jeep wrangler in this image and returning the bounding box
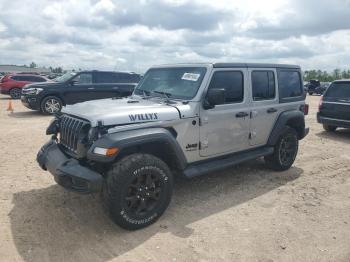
[37,63,309,229]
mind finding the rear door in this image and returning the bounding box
[248,68,279,146]
[320,82,350,120]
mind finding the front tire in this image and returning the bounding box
[40,96,62,115]
[10,88,21,99]
[308,91,313,95]
[265,128,299,171]
[323,124,337,132]
[104,154,173,230]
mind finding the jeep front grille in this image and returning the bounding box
[59,115,90,153]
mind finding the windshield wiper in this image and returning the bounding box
[152,90,172,98]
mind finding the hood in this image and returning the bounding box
[23,81,63,89]
[62,97,184,127]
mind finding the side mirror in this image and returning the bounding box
[70,80,78,85]
[204,88,225,109]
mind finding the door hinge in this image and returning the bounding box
[199,142,201,150]
[249,132,252,139]
[199,118,202,126]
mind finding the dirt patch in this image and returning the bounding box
[0,95,349,262]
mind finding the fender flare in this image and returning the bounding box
[86,127,188,169]
[267,110,306,146]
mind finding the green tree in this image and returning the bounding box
[29,62,37,68]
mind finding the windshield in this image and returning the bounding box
[134,67,207,100]
[54,72,76,83]
[325,82,350,98]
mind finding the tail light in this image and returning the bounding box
[300,104,309,115]
[318,96,323,111]
[1,77,9,83]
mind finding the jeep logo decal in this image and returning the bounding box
[129,113,158,122]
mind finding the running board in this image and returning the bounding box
[183,147,274,178]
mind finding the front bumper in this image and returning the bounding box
[317,113,350,128]
[37,140,103,194]
[21,95,40,110]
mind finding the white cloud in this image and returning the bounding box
[0,0,349,72]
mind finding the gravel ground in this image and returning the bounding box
[0,94,349,262]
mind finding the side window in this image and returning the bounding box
[33,76,46,82]
[278,71,302,98]
[12,76,31,81]
[118,73,141,83]
[208,71,244,104]
[94,72,117,83]
[252,71,275,101]
[10,76,21,81]
[26,76,45,82]
[74,73,92,84]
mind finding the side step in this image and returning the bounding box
[183,147,274,178]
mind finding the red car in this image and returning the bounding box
[0,74,50,99]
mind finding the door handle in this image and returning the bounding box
[267,108,277,113]
[88,87,95,90]
[235,112,249,118]
[112,87,119,90]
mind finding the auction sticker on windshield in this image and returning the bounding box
[182,73,200,81]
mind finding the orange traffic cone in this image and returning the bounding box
[7,100,14,113]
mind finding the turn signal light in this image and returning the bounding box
[106,147,119,156]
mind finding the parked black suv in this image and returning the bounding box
[21,71,141,114]
[317,80,350,131]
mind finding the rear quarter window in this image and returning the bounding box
[278,70,304,102]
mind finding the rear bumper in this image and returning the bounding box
[0,88,9,95]
[21,95,40,110]
[37,140,103,194]
[317,113,350,128]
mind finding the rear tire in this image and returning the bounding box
[10,88,21,99]
[323,124,337,132]
[265,128,299,171]
[40,96,62,115]
[104,154,173,230]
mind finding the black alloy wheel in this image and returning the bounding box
[124,172,163,216]
[10,88,21,99]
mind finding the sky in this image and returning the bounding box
[0,0,350,73]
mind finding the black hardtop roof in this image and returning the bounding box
[213,63,300,69]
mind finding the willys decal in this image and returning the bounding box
[129,113,158,122]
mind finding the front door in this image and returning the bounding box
[199,69,251,157]
[63,72,94,104]
[248,68,279,146]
